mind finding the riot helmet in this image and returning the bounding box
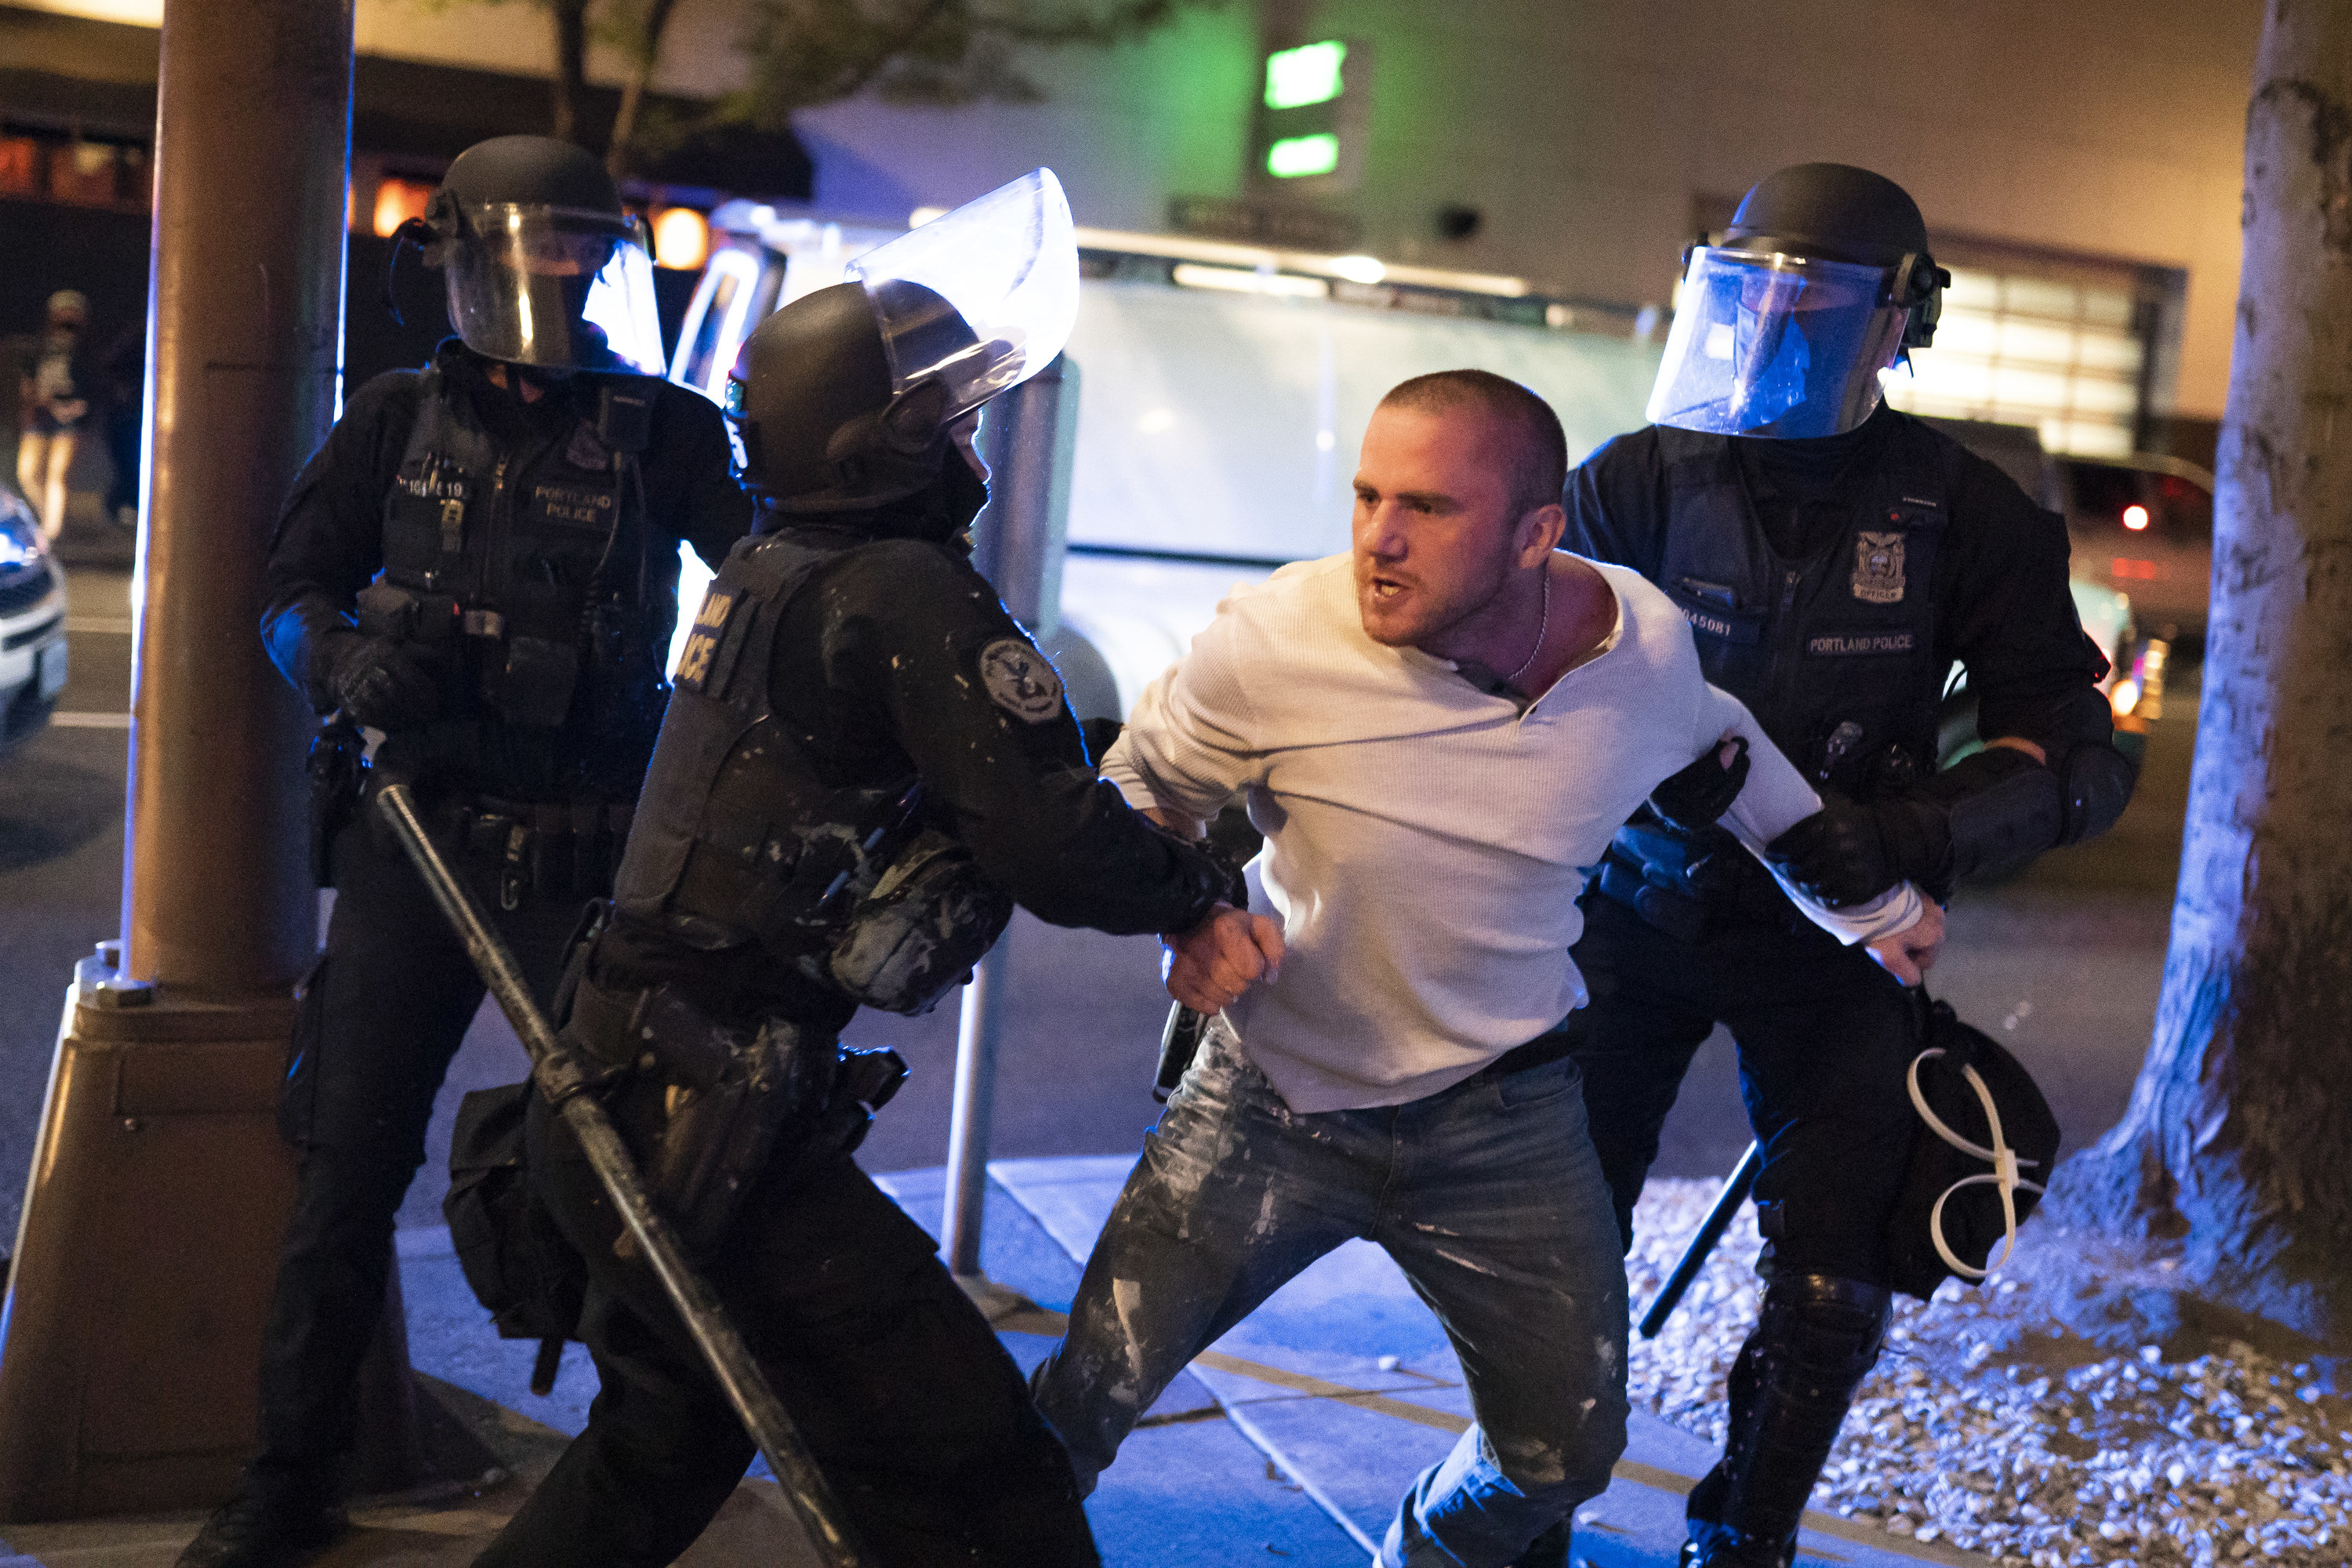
[728,168,1078,514]
[1646,164,1950,440]
[413,135,665,375]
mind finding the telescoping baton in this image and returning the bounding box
[1636,1140,1762,1340]
[374,782,869,1568]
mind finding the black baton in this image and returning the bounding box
[373,782,869,1567]
[1637,1140,1762,1339]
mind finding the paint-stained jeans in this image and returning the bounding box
[1031,1023,1630,1568]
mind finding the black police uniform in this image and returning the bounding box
[1559,405,2117,1552]
[473,503,1237,1568]
[251,340,750,1498]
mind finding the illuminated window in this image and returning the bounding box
[1265,41,1346,111]
[372,177,433,239]
[1881,268,2149,458]
[652,206,710,270]
[1266,133,1341,180]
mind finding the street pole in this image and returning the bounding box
[0,0,352,1519]
[940,356,1080,1283]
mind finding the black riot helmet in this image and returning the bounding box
[408,135,666,375]
[1647,163,1951,439]
[728,281,974,513]
[726,169,1080,515]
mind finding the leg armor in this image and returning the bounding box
[1683,1274,1890,1567]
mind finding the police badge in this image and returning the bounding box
[1853,532,1907,604]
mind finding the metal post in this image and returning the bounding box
[939,357,1080,1280]
[942,949,1005,1279]
[0,0,351,1520]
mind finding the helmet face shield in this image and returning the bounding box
[846,168,1078,419]
[1646,247,1911,439]
[442,203,666,374]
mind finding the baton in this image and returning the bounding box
[374,782,869,1568]
[1636,1140,1762,1339]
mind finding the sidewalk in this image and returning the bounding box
[0,1155,1994,1567]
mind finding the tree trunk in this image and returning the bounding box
[2045,0,2352,1347]
[606,0,681,179]
[550,0,590,147]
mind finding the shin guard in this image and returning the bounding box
[1685,1273,1889,1564]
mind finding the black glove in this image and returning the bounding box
[1648,735,1750,835]
[1766,793,1949,909]
[328,636,440,732]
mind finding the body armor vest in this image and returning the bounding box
[1650,415,1958,800]
[360,365,670,795]
[1602,416,1962,931]
[612,532,1011,1014]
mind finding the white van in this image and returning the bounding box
[666,205,1665,715]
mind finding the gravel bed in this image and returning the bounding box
[1627,1180,2352,1566]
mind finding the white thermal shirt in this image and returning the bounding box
[1102,551,1922,1114]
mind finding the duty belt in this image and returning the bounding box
[441,796,636,912]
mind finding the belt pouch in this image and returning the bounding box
[500,635,580,728]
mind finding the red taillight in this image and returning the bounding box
[2112,557,2160,581]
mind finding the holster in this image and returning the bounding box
[561,971,905,1255]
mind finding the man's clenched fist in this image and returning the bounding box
[1163,903,1284,1014]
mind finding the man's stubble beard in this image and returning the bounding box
[1355,543,1518,653]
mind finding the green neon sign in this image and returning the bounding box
[1264,40,1346,111]
[1265,133,1341,179]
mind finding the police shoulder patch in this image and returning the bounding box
[978,637,1064,724]
[673,589,738,695]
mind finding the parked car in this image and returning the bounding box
[2054,452,2213,643]
[0,486,67,753]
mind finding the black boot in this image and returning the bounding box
[1681,1274,1889,1568]
[174,1471,348,1568]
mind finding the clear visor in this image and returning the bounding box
[1646,247,1911,439]
[847,168,1079,419]
[443,203,666,375]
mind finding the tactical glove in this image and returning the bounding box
[328,636,441,732]
[1765,793,1949,909]
[1648,735,1751,836]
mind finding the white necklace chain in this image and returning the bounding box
[1505,564,1552,686]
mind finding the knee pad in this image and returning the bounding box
[1755,1273,1890,1403]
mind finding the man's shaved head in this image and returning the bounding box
[1377,370,1567,518]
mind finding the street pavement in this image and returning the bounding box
[0,1160,1999,1566]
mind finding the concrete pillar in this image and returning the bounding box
[0,0,352,1519]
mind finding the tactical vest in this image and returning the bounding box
[612,532,1012,1013]
[358,365,670,790]
[1650,416,1960,800]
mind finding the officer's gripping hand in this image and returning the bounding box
[328,636,441,732]
[1163,903,1284,1015]
[1649,732,1750,834]
[1865,898,1946,986]
[1766,793,1948,909]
